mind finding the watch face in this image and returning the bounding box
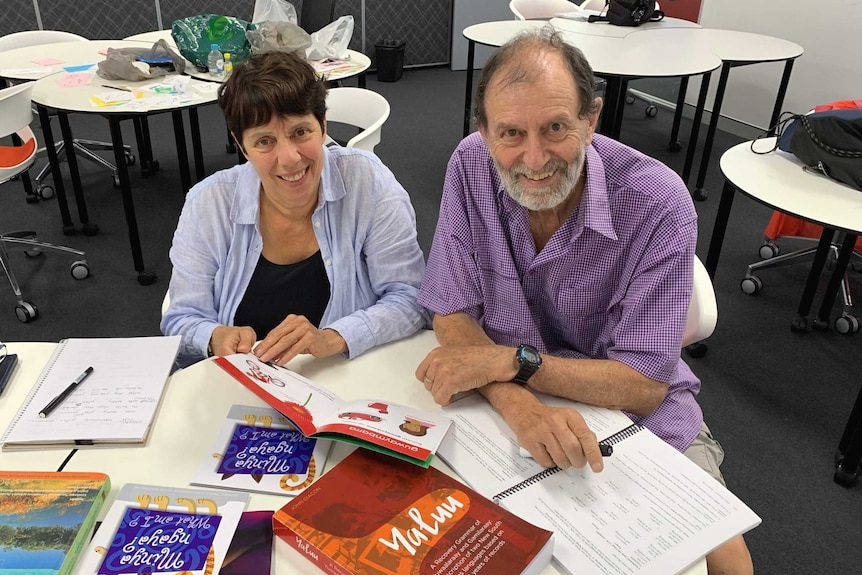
[519,345,541,365]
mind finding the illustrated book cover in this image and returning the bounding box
[191,404,332,497]
[215,354,452,467]
[0,471,110,575]
[273,448,554,575]
[71,483,248,575]
[1,336,181,450]
[438,393,762,575]
[221,510,274,575]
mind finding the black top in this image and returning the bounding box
[233,250,331,338]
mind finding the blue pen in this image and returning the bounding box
[39,366,94,418]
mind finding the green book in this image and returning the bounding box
[0,471,110,575]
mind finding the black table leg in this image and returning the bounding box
[668,76,688,152]
[188,108,204,183]
[108,117,155,285]
[358,71,366,89]
[463,40,476,138]
[139,116,159,175]
[704,179,736,281]
[171,110,192,193]
[691,62,732,201]
[789,228,834,332]
[681,72,712,186]
[599,76,625,137]
[57,113,99,236]
[813,233,858,330]
[767,59,795,136]
[36,105,75,235]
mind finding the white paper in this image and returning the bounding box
[1,336,181,447]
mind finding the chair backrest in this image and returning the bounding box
[325,87,391,152]
[0,30,88,53]
[509,0,582,19]
[0,83,37,184]
[682,256,717,347]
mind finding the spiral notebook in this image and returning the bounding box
[438,393,761,575]
[0,336,181,450]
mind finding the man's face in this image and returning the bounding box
[480,51,600,212]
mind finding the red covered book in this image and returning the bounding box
[273,448,554,575]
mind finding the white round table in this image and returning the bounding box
[0,39,152,81]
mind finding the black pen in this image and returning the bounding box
[39,366,94,418]
[101,84,132,92]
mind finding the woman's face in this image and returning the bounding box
[240,113,326,210]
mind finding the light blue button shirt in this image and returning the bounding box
[161,145,429,366]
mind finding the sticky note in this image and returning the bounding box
[32,57,63,65]
[58,73,93,88]
[63,63,95,72]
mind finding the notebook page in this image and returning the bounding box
[2,336,180,446]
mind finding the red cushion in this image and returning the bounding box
[0,137,36,169]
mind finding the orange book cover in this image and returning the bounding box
[273,449,554,575]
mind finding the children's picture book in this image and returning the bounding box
[0,471,110,575]
[71,483,248,575]
[438,392,762,575]
[220,510,274,575]
[215,354,452,467]
[191,404,331,497]
[273,448,554,575]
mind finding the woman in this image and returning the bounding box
[161,50,427,367]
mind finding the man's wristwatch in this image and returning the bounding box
[513,344,542,385]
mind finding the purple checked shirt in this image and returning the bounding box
[419,133,703,452]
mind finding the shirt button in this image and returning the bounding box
[325,259,332,266]
[314,220,321,228]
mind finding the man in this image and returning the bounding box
[415,28,752,575]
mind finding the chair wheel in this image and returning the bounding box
[15,301,38,323]
[759,241,779,259]
[740,276,763,295]
[37,184,55,200]
[625,94,635,105]
[71,260,90,280]
[645,105,658,118]
[112,174,121,188]
[835,315,860,335]
[24,247,43,259]
[125,152,136,166]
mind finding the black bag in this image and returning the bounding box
[588,0,665,26]
[789,111,862,191]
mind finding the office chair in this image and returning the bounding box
[324,87,390,152]
[683,256,718,358]
[300,0,335,34]
[0,30,134,202]
[740,213,862,334]
[0,83,90,323]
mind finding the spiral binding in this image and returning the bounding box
[493,466,563,503]
[0,340,67,445]
[600,423,644,447]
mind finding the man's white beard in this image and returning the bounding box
[497,146,585,211]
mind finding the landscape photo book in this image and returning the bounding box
[0,471,110,575]
[273,448,554,575]
[215,353,452,467]
[1,336,181,450]
[191,404,332,496]
[437,393,762,575]
[72,483,248,575]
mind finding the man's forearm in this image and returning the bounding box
[432,312,495,346]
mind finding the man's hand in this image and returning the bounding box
[209,325,257,357]
[415,344,517,405]
[508,401,604,473]
[254,315,347,366]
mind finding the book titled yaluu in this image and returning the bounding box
[0,471,110,575]
[274,448,554,575]
[191,404,331,496]
[215,353,452,467]
[71,483,248,575]
[438,393,762,575]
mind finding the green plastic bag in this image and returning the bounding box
[171,14,253,69]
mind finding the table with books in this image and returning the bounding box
[1,330,724,575]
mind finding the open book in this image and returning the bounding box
[437,393,761,575]
[215,354,452,467]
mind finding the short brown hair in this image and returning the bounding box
[218,51,328,148]
[473,27,599,130]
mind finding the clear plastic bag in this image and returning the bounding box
[246,21,311,55]
[252,0,298,24]
[306,15,354,61]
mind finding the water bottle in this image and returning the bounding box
[207,44,224,78]
[223,52,233,79]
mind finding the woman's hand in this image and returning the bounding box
[209,325,257,357]
[254,314,347,366]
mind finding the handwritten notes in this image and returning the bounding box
[98,508,221,575]
[58,72,93,88]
